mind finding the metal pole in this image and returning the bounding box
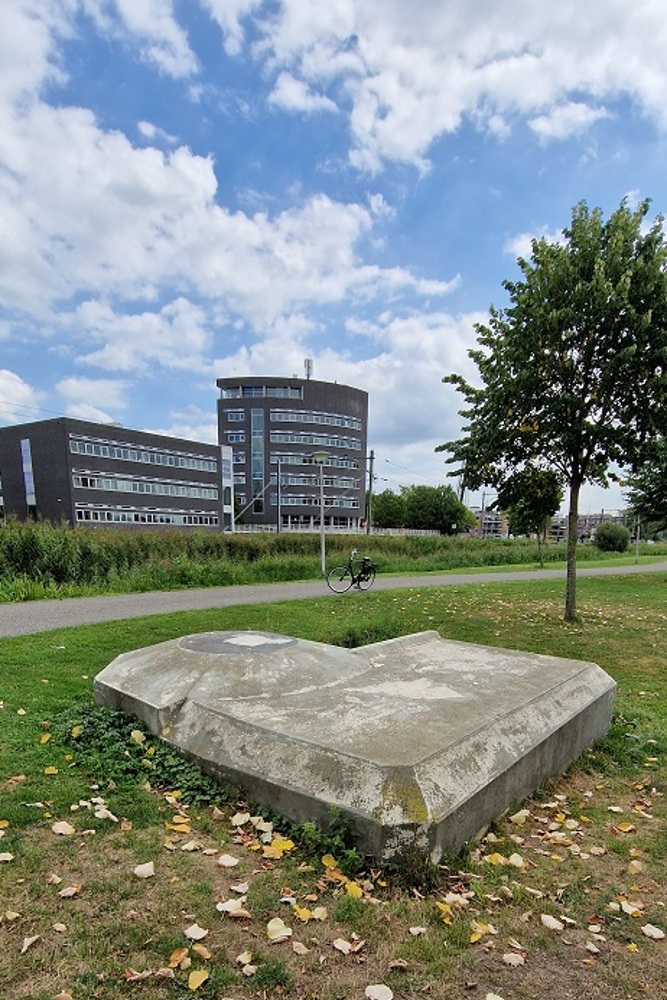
[635,515,640,564]
[276,456,281,534]
[366,449,374,535]
[320,464,326,575]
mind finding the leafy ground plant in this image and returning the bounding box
[0,572,665,998]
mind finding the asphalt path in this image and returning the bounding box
[1,560,666,638]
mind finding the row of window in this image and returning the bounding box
[269,432,362,450]
[270,452,360,470]
[69,437,218,472]
[225,409,362,431]
[73,472,218,500]
[269,495,360,508]
[75,505,219,525]
[270,409,362,431]
[220,385,303,399]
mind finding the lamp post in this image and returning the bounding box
[276,456,282,534]
[311,449,330,575]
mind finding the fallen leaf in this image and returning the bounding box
[236,950,253,966]
[333,938,352,954]
[346,881,363,899]
[641,924,665,940]
[509,808,531,825]
[187,969,209,991]
[58,885,81,898]
[124,968,152,982]
[409,926,427,936]
[52,922,67,933]
[0,852,14,863]
[503,952,525,967]
[133,862,155,879]
[130,730,146,745]
[540,914,564,932]
[192,943,212,960]
[184,923,209,941]
[267,917,292,942]
[168,947,190,969]
[292,941,310,955]
[44,767,59,776]
[365,986,393,1000]
[20,935,40,954]
[217,853,240,867]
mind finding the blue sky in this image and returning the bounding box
[2,1,667,514]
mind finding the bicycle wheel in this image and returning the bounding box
[356,565,376,590]
[326,566,354,593]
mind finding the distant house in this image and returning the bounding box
[0,417,234,530]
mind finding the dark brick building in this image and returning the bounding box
[216,375,368,531]
[0,418,234,530]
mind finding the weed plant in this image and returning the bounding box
[1,519,665,601]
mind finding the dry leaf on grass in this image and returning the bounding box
[184,923,209,941]
[267,917,292,942]
[540,913,564,932]
[20,935,40,954]
[641,924,665,940]
[51,821,76,837]
[187,969,209,991]
[133,862,155,879]
[365,986,393,1000]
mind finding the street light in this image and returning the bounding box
[311,449,330,575]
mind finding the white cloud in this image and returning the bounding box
[199,0,264,56]
[529,102,612,142]
[0,370,41,426]
[269,72,337,114]
[56,375,132,422]
[503,227,564,259]
[91,0,199,77]
[224,0,667,170]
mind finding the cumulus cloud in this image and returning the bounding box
[529,102,612,142]
[269,72,337,113]
[215,0,667,170]
[56,375,132,423]
[0,370,41,426]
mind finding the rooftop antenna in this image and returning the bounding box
[304,357,313,379]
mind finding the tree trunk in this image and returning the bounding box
[564,481,580,622]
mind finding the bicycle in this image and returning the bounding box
[326,549,376,593]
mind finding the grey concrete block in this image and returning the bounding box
[94,630,616,862]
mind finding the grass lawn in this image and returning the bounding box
[1,572,666,999]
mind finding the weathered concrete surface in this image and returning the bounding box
[94,630,616,862]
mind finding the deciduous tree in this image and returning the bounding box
[439,198,667,620]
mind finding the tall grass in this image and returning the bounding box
[0,519,665,601]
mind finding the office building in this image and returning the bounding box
[216,374,368,531]
[0,418,234,530]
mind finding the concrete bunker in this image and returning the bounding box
[94,629,616,862]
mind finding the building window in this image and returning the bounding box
[69,436,217,472]
[251,408,264,513]
[72,471,219,500]
[243,386,264,397]
[233,451,245,464]
[74,504,219,526]
[226,411,245,421]
[227,433,246,443]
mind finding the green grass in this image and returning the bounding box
[1,571,666,999]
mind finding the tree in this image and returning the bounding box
[491,467,563,566]
[625,437,667,531]
[594,522,630,553]
[439,199,667,621]
[371,489,407,529]
[401,484,474,535]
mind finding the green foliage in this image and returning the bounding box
[625,436,667,531]
[49,702,235,805]
[581,710,667,773]
[400,484,475,535]
[594,521,631,552]
[291,807,363,877]
[439,197,667,620]
[371,488,407,528]
[253,958,291,990]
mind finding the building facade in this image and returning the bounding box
[216,376,368,531]
[0,418,234,530]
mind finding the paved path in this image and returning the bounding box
[1,561,666,638]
